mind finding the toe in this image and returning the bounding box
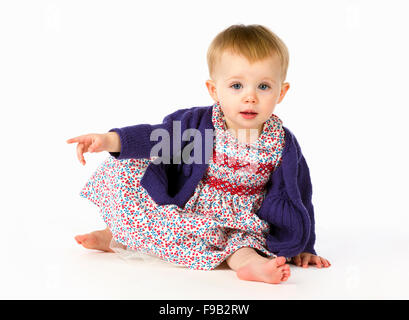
[278,265,291,282]
[75,233,97,249]
[75,235,84,244]
[275,256,287,267]
[281,270,290,282]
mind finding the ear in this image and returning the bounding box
[277,82,290,104]
[205,80,218,102]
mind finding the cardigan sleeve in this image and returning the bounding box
[107,107,192,160]
[108,123,160,159]
[297,153,317,255]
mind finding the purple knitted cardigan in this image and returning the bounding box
[108,105,317,258]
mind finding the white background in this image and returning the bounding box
[1,0,408,299]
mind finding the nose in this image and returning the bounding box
[246,96,255,103]
[244,94,257,104]
[243,88,257,104]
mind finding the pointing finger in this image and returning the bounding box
[66,136,82,144]
[67,135,90,144]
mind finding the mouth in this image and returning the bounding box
[240,110,258,119]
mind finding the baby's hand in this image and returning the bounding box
[66,133,116,165]
[291,252,331,268]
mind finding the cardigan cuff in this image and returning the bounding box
[108,124,153,159]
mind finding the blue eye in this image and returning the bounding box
[230,83,271,90]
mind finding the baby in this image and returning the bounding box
[67,24,330,285]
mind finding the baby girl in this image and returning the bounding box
[67,24,330,285]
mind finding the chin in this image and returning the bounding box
[238,120,264,130]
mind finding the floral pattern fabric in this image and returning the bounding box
[80,102,286,270]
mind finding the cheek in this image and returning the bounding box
[264,90,280,99]
[262,93,280,105]
[219,89,235,100]
[220,105,232,116]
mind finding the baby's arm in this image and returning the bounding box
[66,132,120,165]
[293,138,331,268]
[67,106,208,164]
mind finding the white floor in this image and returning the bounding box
[1,221,408,300]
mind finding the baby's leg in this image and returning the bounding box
[226,247,290,284]
[75,227,114,252]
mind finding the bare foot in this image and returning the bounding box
[236,256,291,284]
[74,228,114,252]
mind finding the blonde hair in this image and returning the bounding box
[207,24,289,82]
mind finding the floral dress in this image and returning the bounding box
[79,102,286,271]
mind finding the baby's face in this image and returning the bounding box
[206,50,289,134]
